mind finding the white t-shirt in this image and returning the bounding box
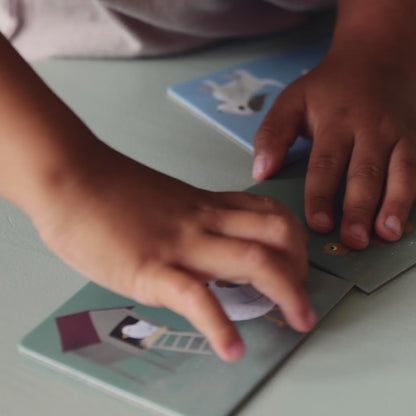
[0,0,334,60]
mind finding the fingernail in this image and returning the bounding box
[226,340,245,362]
[252,153,267,180]
[312,211,332,229]
[349,223,369,244]
[384,216,402,237]
[304,308,318,329]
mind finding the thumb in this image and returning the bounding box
[253,86,306,181]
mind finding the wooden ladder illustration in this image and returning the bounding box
[142,327,212,355]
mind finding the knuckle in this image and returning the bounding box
[314,108,352,129]
[309,154,340,175]
[246,194,279,211]
[257,195,280,211]
[265,213,307,250]
[176,217,203,246]
[265,214,292,239]
[178,280,209,308]
[391,155,416,177]
[197,206,224,229]
[240,242,271,270]
[348,161,384,182]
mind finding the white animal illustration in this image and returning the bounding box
[208,281,275,321]
[121,320,159,340]
[204,69,284,115]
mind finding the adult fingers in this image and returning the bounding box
[375,137,416,240]
[340,132,393,249]
[253,85,306,181]
[305,125,353,233]
[181,234,316,333]
[134,265,244,362]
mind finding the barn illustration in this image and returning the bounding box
[54,283,284,383]
[55,307,212,383]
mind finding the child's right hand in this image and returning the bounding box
[33,141,316,362]
[0,33,315,362]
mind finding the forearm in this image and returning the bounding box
[0,35,101,219]
[332,0,416,66]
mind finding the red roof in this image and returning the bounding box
[55,307,134,352]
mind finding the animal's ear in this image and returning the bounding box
[248,94,267,112]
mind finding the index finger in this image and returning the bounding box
[253,87,306,181]
[134,265,245,362]
[181,234,317,333]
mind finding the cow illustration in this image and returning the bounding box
[203,69,284,115]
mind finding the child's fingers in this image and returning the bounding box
[135,265,244,362]
[340,134,392,249]
[375,137,416,240]
[181,234,315,332]
[253,86,306,181]
[253,269,315,333]
[204,208,308,264]
[219,191,290,215]
[213,191,309,249]
[305,126,353,233]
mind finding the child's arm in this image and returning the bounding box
[0,35,317,361]
[254,0,416,249]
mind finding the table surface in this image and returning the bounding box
[2,13,416,416]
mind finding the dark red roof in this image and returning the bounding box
[55,307,134,352]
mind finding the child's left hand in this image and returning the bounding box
[253,47,416,249]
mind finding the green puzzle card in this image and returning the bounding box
[248,158,416,294]
[19,268,352,416]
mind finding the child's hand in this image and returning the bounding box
[34,143,316,362]
[253,49,416,249]
[0,34,315,363]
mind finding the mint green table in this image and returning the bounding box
[2,14,416,416]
